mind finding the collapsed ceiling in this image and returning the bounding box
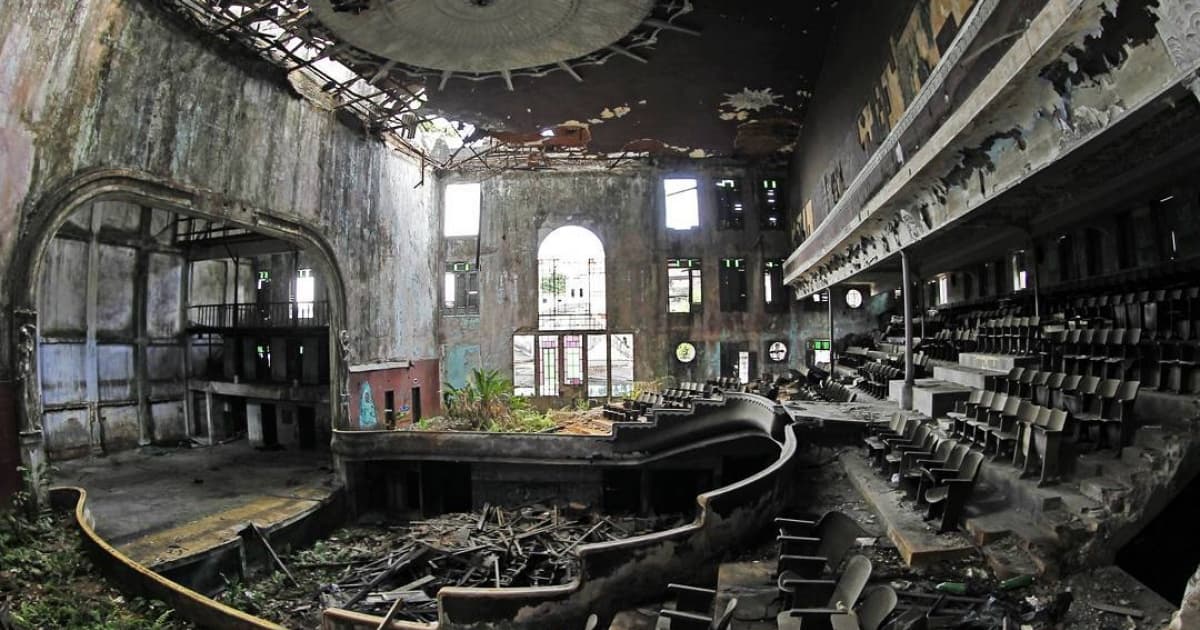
[159,0,839,168]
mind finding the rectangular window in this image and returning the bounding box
[1011,251,1028,291]
[668,258,703,313]
[937,275,950,305]
[563,335,583,385]
[444,182,481,237]
[538,336,559,396]
[714,179,744,230]
[587,334,609,397]
[812,339,831,365]
[664,178,700,230]
[719,258,747,312]
[764,259,787,312]
[513,335,535,396]
[610,334,634,397]
[295,268,315,319]
[759,179,785,230]
[443,262,479,314]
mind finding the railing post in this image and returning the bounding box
[901,249,915,411]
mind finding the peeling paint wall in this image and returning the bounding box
[0,0,442,394]
[437,166,876,392]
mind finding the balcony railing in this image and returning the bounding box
[188,301,330,329]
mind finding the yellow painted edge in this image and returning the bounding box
[50,485,286,630]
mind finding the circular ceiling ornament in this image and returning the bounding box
[309,0,657,74]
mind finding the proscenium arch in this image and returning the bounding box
[6,169,351,495]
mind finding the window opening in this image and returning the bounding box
[676,342,697,363]
[715,179,744,230]
[759,179,784,230]
[764,259,787,312]
[538,226,606,330]
[737,351,751,383]
[586,335,609,397]
[767,341,788,362]
[1011,251,1028,291]
[444,261,479,314]
[296,268,315,319]
[1116,213,1135,269]
[664,178,700,230]
[563,335,583,385]
[719,258,747,312]
[538,336,559,396]
[513,335,535,397]
[444,182,481,237]
[610,334,634,397]
[937,275,950,305]
[668,258,703,313]
[812,339,831,366]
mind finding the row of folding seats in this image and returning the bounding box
[602,392,663,421]
[975,315,1042,355]
[1044,323,1196,393]
[856,362,901,398]
[1059,287,1200,342]
[948,369,1140,484]
[862,418,985,533]
[819,379,857,402]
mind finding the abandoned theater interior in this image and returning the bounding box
[4,0,1200,628]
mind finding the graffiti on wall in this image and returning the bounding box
[358,382,378,428]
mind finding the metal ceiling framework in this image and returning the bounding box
[155,0,697,172]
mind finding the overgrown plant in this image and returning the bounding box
[442,369,555,432]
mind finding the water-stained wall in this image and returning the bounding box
[438,166,878,392]
[0,0,443,472]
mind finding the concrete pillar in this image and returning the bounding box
[85,208,103,455]
[901,250,915,411]
[827,286,836,373]
[204,389,215,443]
[134,207,152,446]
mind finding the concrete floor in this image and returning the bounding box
[53,441,335,565]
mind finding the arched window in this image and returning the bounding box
[538,226,606,330]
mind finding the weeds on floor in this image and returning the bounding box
[0,467,188,629]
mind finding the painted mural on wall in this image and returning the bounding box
[796,0,977,244]
[358,382,378,428]
[857,0,978,151]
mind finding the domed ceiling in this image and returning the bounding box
[158,0,840,166]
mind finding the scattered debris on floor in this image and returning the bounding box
[219,506,680,626]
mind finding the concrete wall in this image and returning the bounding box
[438,167,872,394]
[0,0,444,466]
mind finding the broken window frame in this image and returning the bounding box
[513,332,633,398]
[443,261,480,315]
[714,178,745,230]
[295,268,315,319]
[719,258,748,312]
[668,258,703,314]
[1011,250,1029,291]
[664,178,700,230]
[759,178,786,230]
[763,258,788,313]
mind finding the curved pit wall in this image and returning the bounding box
[327,393,800,630]
[48,487,285,630]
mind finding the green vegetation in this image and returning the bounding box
[437,369,556,432]
[0,468,188,629]
[540,271,567,296]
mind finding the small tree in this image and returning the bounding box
[540,272,567,297]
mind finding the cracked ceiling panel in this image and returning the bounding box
[155,0,840,167]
